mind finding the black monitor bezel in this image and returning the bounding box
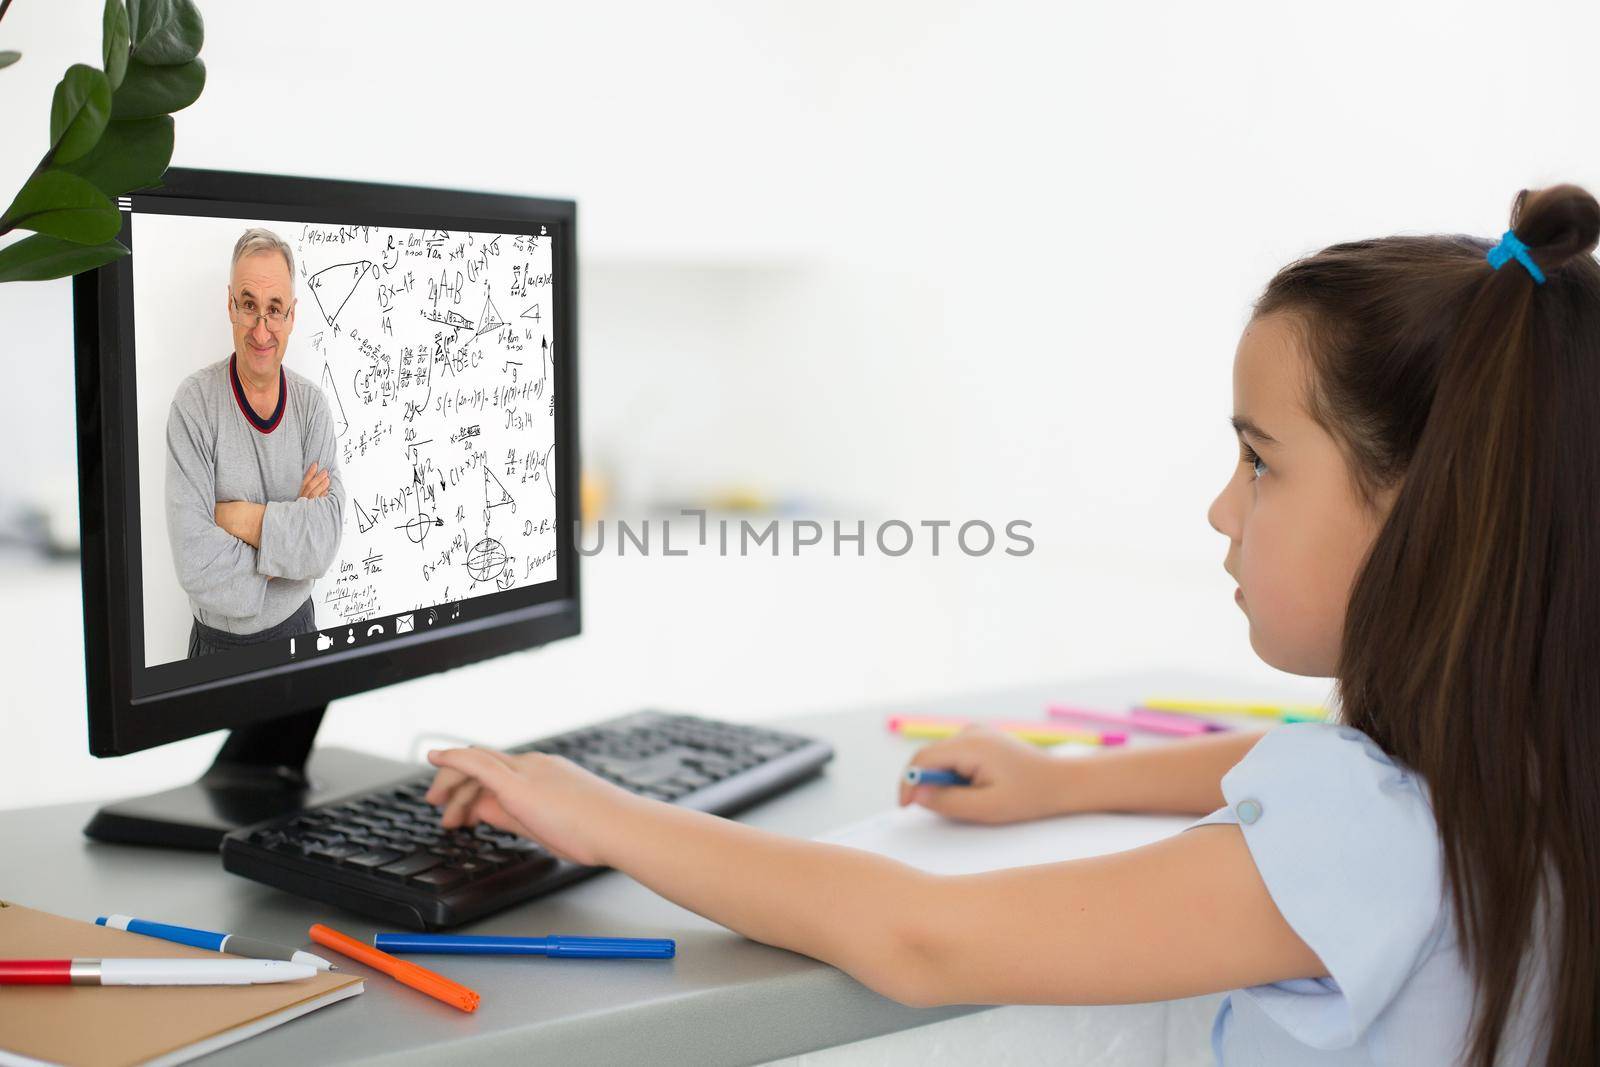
[74,167,581,757]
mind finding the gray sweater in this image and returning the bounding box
[164,355,346,635]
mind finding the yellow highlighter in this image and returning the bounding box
[1139,698,1328,722]
[887,715,1126,746]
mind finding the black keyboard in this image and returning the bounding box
[219,710,833,929]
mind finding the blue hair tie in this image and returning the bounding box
[1486,229,1546,284]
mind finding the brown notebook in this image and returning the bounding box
[0,900,363,1067]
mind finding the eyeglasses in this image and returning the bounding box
[231,295,293,332]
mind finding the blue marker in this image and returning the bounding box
[903,767,973,787]
[373,933,676,959]
[96,914,336,971]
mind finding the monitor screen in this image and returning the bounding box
[76,171,579,751]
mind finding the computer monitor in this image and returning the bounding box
[72,168,579,849]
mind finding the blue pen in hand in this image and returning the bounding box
[903,767,973,787]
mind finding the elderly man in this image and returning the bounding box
[165,227,346,658]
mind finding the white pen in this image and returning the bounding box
[96,914,338,972]
[0,958,318,986]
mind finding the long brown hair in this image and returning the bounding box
[1253,185,1600,1067]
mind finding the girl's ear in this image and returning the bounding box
[1363,475,1402,527]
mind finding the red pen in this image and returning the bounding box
[1047,703,1230,737]
[0,958,315,985]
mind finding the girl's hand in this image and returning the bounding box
[424,746,641,867]
[897,725,1078,824]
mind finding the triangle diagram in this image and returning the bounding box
[319,363,349,437]
[485,466,514,509]
[309,260,375,326]
[354,498,377,533]
[476,292,506,337]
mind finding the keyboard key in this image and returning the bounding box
[344,849,403,868]
[479,831,522,849]
[307,842,366,861]
[501,838,546,854]
[378,853,445,879]
[392,801,435,818]
[687,758,734,778]
[411,867,468,889]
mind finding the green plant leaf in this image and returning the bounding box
[48,65,113,165]
[111,56,204,119]
[130,0,202,67]
[59,116,173,197]
[103,0,130,90]
[0,170,121,243]
[0,233,128,283]
[127,0,172,52]
[0,52,21,71]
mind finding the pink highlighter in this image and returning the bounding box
[1047,703,1231,737]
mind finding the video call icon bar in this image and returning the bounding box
[288,604,456,659]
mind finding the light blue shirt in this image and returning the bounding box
[1181,722,1549,1066]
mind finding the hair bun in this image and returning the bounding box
[1508,184,1600,277]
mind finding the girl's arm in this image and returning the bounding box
[1059,728,1270,816]
[903,823,1325,1006]
[895,723,1269,826]
[426,744,1325,1009]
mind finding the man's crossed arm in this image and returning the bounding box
[214,463,330,551]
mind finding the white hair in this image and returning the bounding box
[231,227,295,292]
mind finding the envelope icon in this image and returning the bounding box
[396,613,415,634]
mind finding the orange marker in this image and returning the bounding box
[308,923,480,1013]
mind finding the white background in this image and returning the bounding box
[132,212,560,665]
[2,1,1594,808]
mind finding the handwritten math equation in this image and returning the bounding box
[289,221,559,625]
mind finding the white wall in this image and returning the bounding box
[3,1,1597,802]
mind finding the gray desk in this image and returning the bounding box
[3,676,1258,1065]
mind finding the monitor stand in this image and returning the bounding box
[83,706,417,851]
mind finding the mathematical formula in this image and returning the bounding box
[291,223,559,625]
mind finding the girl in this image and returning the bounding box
[426,183,1600,1066]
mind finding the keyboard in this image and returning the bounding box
[219,710,834,929]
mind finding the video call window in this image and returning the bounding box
[128,205,562,690]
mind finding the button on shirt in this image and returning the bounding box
[1181,723,1550,1066]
